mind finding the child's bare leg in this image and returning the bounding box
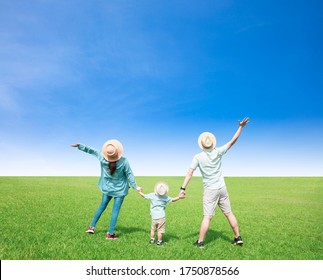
[150,230,155,239]
[157,232,163,241]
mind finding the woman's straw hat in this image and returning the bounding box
[154,182,169,196]
[198,132,216,151]
[101,139,124,162]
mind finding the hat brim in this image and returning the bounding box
[154,182,169,196]
[101,139,124,162]
[198,132,216,151]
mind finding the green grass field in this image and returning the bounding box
[0,176,322,260]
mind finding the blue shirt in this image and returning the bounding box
[78,144,138,197]
[144,193,173,220]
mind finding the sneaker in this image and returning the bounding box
[106,233,119,240]
[156,240,164,246]
[232,236,243,245]
[85,226,95,234]
[149,238,155,244]
[193,240,204,249]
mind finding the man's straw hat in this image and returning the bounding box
[198,132,216,151]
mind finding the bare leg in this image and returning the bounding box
[150,230,155,239]
[157,232,163,241]
[198,215,213,242]
[224,211,240,237]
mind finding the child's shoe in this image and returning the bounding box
[156,240,164,246]
[85,226,95,234]
[149,238,155,244]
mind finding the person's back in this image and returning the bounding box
[71,139,141,240]
[179,118,250,248]
[138,182,185,245]
[145,193,172,220]
[191,145,229,190]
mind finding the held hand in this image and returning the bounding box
[179,192,186,199]
[179,190,186,197]
[71,143,80,148]
[238,117,250,128]
[137,187,143,192]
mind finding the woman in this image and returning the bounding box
[71,139,141,240]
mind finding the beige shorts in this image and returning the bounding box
[203,187,232,216]
[151,217,166,233]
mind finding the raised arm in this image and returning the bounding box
[71,143,101,159]
[226,117,250,150]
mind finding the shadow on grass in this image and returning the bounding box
[184,229,232,245]
[116,226,147,235]
[116,226,181,242]
[205,229,232,244]
[82,225,147,235]
[163,232,181,242]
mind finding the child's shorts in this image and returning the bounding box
[151,217,166,233]
[203,186,232,216]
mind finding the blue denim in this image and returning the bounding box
[90,194,125,234]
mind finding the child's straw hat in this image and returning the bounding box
[154,182,169,196]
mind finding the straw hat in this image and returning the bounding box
[101,139,124,162]
[154,182,169,196]
[198,132,216,151]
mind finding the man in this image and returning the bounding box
[179,118,249,249]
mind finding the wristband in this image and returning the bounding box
[180,187,186,191]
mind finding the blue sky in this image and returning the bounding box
[0,0,322,176]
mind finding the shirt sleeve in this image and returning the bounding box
[190,155,199,170]
[144,193,153,200]
[123,158,138,190]
[216,144,229,156]
[78,144,103,160]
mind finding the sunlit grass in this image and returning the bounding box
[0,176,322,260]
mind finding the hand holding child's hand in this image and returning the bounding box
[137,187,142,192]
[179,192,186,199]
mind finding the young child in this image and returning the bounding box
[138,182,185,246]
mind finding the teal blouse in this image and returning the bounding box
[78,144,138,197]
